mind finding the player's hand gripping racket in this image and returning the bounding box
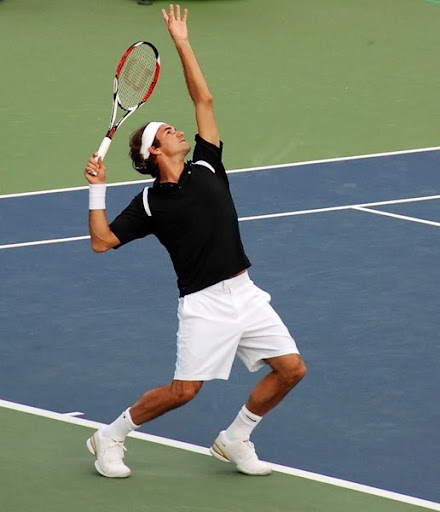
[96,41,160,161]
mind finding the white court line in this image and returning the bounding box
[0,145,439,200]
[237,194,440,223]
[0,235,91,250]
[0,398,439,511]
[354,207,440,227]
[238,194,440,222]
[228,144,440,175]
[0,179,153,199]
[2,194,440,251]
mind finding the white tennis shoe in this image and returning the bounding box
[210,430,272,476]
[86,429,131,478]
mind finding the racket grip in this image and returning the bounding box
[96,137,112,161]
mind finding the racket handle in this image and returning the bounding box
[96,137,112,161]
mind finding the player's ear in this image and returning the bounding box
[149,145,160,155]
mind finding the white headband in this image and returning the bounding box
[140,121,165,160]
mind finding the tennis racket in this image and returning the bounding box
[96,41,160,160]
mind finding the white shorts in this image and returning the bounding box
[174,271,299,381]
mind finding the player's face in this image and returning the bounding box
[155,124,191,158]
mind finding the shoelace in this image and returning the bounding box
[241,439,258,460]
[106,439,127,462]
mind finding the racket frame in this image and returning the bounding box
[96,41,160,160]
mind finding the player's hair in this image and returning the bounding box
[129,123,161,178]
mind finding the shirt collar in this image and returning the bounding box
[153,162,191,192]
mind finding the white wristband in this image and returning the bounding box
[89,184,107,210]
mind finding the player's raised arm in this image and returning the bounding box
[162,4,220,147]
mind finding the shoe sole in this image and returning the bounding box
[210,442,231,463]
[86,435,131,479]
[237,465,272,476]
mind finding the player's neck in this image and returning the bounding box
[158,157,186,184]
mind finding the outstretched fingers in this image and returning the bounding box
[175,5,188,22]
[162,4,174,22]
[162,4,172,22]
[162,4,188,23]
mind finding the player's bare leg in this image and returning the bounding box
[210,354,306,476]
[87,380,202,478]
[247,354,307,416]
[130,380,203,424]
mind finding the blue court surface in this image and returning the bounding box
[1,149,439,506]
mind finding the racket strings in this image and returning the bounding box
[118,44,157,109]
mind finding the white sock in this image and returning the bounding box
[224,405,263,442]
[102,408,139,441]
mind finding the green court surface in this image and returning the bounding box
[0,404,437,512]
[0,0,440,194]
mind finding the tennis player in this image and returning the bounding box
[84,4,306,478]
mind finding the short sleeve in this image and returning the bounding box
[192,135,228,183]
[110,191,153,248]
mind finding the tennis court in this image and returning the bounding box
[1,1,439,511]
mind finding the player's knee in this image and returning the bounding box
[279,355,307,388]
[171,381,203,406]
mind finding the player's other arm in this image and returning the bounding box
[162,5,220,147]
[84,154,121,253]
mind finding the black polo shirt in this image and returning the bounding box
[110,135,251,296]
